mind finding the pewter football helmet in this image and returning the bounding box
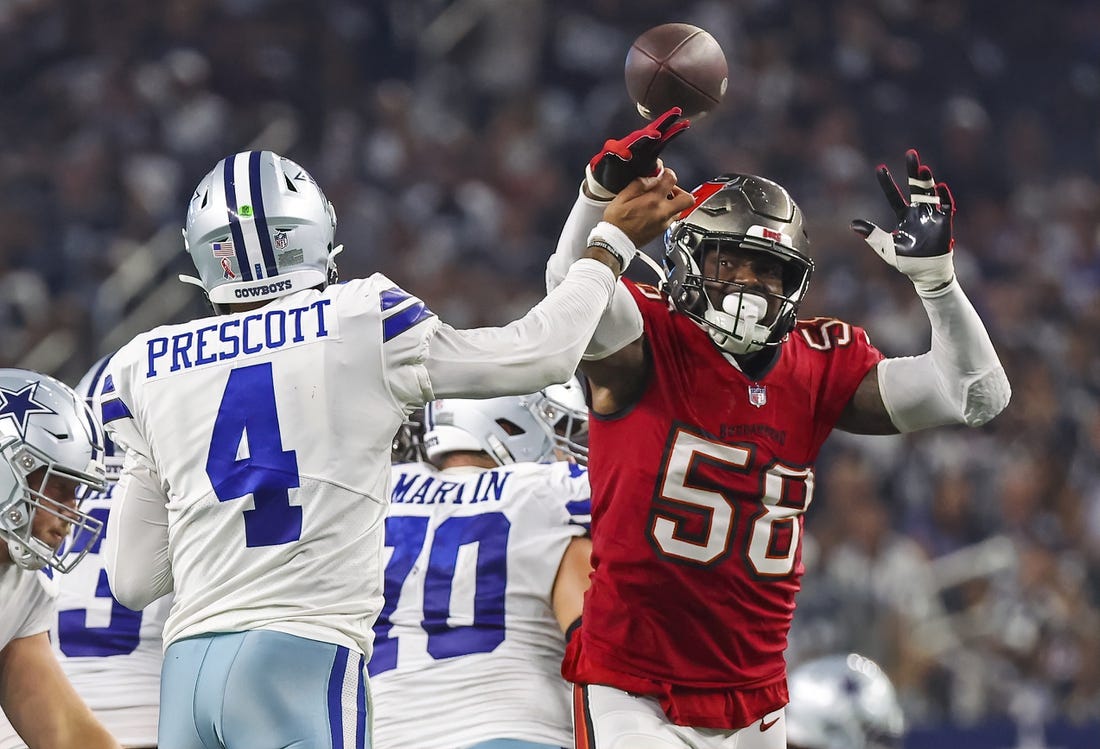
[0,369,107,572]
[664,174,813,355]
[785,653,905,749]
[181,150,342,312]
[529,376,589,465]
[423,395,556,467]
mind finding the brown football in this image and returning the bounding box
[625,23,728,121]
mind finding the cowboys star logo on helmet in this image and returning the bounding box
[0,381,58,440]
[0,370,107,573]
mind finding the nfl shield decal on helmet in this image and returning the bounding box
[748,384,767,408]
[273,231,288,250]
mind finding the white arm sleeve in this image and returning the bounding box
[425,258,617,397]
[103,448,173,611]
[878,278,1011,432]
[546,184,643,361]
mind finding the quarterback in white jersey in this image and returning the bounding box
[371,391,592,749]
[99,150,690,747]
[0,369,120,749]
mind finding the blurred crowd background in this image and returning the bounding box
[3,0,1098,745]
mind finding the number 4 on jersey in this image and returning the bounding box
[205,363,302,548]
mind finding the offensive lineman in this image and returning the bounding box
[0,368,120,748]
[370,391,591,749]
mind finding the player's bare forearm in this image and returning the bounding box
[0,634,122,749]
[836,364,901,435]
[603,169,692,251]
[580,335,648,416]
[552,536,594,634]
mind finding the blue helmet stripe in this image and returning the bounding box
[223,153,254,281]
[248,151,280,279]
[83,356,112,400]
[82,355,114,458]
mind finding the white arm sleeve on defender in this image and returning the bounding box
[878,278,1011,432]
[545,184,643,360]
[426,258,617,397]
[103,449,173,611]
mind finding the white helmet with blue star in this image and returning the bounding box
[0,368,107,572]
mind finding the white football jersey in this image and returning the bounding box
[370,460,591,749]
[61,466,170,740]
[103,276,440,655]
[0,564,54,652]
[0,566,55,748]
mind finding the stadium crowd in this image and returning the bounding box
[2,0,1099,737]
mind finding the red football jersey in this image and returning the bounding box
[563,280,884,729]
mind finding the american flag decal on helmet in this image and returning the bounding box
[212,240,235,257]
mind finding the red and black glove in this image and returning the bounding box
[851,149,957,294]
[585,108,690,199]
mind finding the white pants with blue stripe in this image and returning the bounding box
[160,631,369,749]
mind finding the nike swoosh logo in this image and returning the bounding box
[760,715,780,731]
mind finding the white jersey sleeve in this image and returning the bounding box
[0,568,56,749]
[545,185,643,360]
[369,461,590,749]
[0,566,55,649]
[424,258,618,397]
[45,353,169,745]
[50,479,169,743]
[101,276,439,657]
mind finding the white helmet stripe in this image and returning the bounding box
[246,151,281,278]
[222,154,255,281]
[229,152,274,280]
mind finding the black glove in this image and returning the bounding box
[851,149,957,293]
[585,108,690,199]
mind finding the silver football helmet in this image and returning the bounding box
[663,174,813,356]
[180,150,342,312]
[0,369,107,572]
[75,353,122,484]
[785,653,905,749]
[528,376,588,465]
[423,395,556,467]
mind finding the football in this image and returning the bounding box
[625,23,728,121]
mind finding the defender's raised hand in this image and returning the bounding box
[851,149,957,294]
[586,168,694,276]
[586,108,690,200]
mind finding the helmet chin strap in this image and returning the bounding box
[705,293,769,356]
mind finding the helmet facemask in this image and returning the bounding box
[0,370,107,573]
[529,377,589,465]
[663,175,814,357]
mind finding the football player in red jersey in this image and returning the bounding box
[545,110,1011,749]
